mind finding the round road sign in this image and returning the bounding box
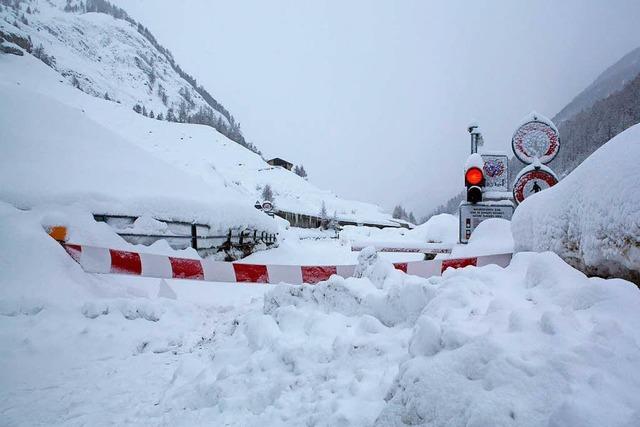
[262,201,273,211]
[513,168,558,204]
[511,120,560,164]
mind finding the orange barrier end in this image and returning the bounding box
[48,226,68,242]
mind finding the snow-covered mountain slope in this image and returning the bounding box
[0,52,397,229]
[0,0,254,150]
[0,55,276,234]
[555,46,640,124]
[512,122,640,284]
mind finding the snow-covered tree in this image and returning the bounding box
[294,164,308,178]
[261,184,274,202]
[408,212,417,224]
[319,201,329,229]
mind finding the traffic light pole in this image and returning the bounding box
[467,124,483,154]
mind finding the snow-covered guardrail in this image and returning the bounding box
[350,241,453,254]
[59,243,511,285]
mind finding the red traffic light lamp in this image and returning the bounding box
[465,166,484,203]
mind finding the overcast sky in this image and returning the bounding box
[115,0,640,216]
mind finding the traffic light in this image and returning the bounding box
[465,166,484,203]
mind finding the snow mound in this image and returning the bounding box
[451,218,514,258]
[376,252,640,426]
[0,202,95,310]
[159,251,640,426]
[512,123,640,283]
[408,213,458,244]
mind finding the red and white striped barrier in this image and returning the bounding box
[350,241,453,254]
[61,243,512,285]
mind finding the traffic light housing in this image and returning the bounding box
[465,166,484,203]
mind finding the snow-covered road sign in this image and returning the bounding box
[511,113,560,165]
[513,166,558,204]
[459,202,514,244]
[481,153,509,192]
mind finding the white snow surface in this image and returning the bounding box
[2,202,640,426]
[512,123,640,283]
[0,5,397,226]
[1,0,232,127]
[464,152,484,171]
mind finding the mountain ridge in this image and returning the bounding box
[0,0,259,153]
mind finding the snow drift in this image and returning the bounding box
[157,251,640,426]
[512,123,640,283]
[2,198,640,426]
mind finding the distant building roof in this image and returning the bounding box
[267,157,294,170]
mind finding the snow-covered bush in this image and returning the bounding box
[512,123,640,283]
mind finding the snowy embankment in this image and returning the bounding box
[0,53,276,234]
[512,123,640,283]
[2,200,640,426]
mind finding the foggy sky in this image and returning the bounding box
[114,0,640,216]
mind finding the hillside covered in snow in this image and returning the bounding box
[0,28,400,234]
[0,0,257,152]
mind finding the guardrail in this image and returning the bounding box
[93,214,277,260]
[273,210,410,230]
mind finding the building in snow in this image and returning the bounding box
[267,157,293,171]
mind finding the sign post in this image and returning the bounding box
[261,200,275,217]
[511,112,561,205]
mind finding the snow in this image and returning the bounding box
[465,152,484,170]
[2,4,640,425]
[408,213,458,244]
[376,251,640,426]
[239,227,425,265]
[451,218,514,258]
[2,189,640,425]
[0,0,232,127]
[512,123,640,283]
[0,53,277,235]
[513,110,559,135]
[5,199,640,427]
[0,0,400,227]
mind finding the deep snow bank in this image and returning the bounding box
[0,51,395,227]
[157,250,640,426]
[0,54,276,233]
[2,200,640,425]
[511,123,640,283]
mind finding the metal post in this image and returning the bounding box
[468,123,479,154]
[191,224,198,250]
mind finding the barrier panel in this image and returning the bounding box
[60,243,512,285]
